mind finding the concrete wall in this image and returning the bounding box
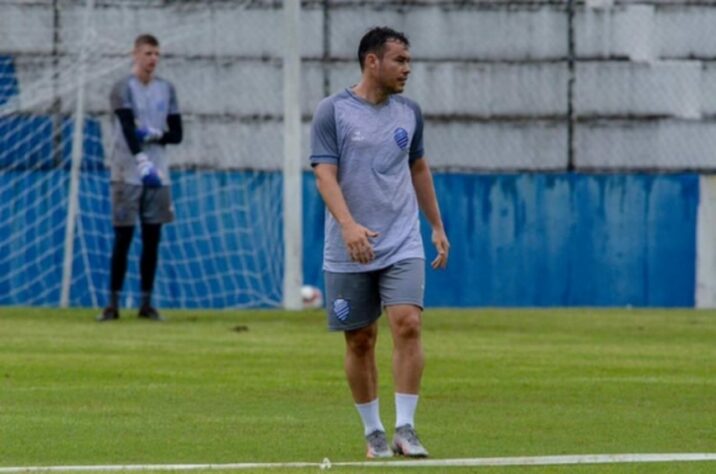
[3,0,716,171]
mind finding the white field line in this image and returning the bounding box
[2,453,716,472]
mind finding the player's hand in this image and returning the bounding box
[342,221,379,264]
[135,126,163,143]
[431,227,449,269]
[135,152,162,188]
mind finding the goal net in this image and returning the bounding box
[0,0,308,309]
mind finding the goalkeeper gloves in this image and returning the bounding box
[135,126,163,143]
[135,152,162,188]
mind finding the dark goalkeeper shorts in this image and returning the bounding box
[111,182,174,227]
[324,258,425,332]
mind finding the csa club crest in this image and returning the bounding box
[394,127,409,150]
[333,298,350,321]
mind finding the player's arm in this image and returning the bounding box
[114,108,143,154]
[159,114,182,145]
[407,100,449,269]
[313,164,378,264]
[159,83,183,145]
[135,113,182,145]
[410,157,449,269]
[309,97,377,264]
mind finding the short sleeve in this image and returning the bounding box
[110,77,132,112]
[408,101,425,163]
[310,98,339,166]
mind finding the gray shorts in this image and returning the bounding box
[111,182,174,227]
[324,258,425,332]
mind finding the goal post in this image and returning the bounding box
[282,0,303,310]
[60,0,95,308]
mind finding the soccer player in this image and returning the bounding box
[97,34,183,322]
[310,27,449,458]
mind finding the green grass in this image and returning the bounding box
[1,307,715,473]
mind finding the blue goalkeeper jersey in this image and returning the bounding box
[109,74,179,185]
[310,88,426,273]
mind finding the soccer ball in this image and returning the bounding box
[301,285,324,309]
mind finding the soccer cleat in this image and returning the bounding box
[138,305,165,321]
[97,306,119,322]
[392,424,429,458]
[365,430,393,459]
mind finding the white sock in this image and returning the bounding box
[395,393,419,428]
[355,398,385,436]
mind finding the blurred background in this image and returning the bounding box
[1,0,714,309]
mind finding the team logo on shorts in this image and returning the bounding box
[333,298,350,322]
[393,128,409,150]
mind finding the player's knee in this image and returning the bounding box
[345,328,376,356]
[394,313,421,341]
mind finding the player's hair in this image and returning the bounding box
[134,33,160,49]
[357,27,410,71]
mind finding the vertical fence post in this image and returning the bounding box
[567,0,576,172]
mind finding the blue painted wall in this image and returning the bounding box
[0,56,20,106]
[0,116,104,170]
[0,169,699,308]
[420,173,698,307]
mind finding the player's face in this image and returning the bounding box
[376,40,411,94]
[133,44,160,76]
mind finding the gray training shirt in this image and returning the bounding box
[310,88,426,273]
[109,74,179,185]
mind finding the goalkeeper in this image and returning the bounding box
[98,33,183,322]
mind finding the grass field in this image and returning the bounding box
[1,307,715,473]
